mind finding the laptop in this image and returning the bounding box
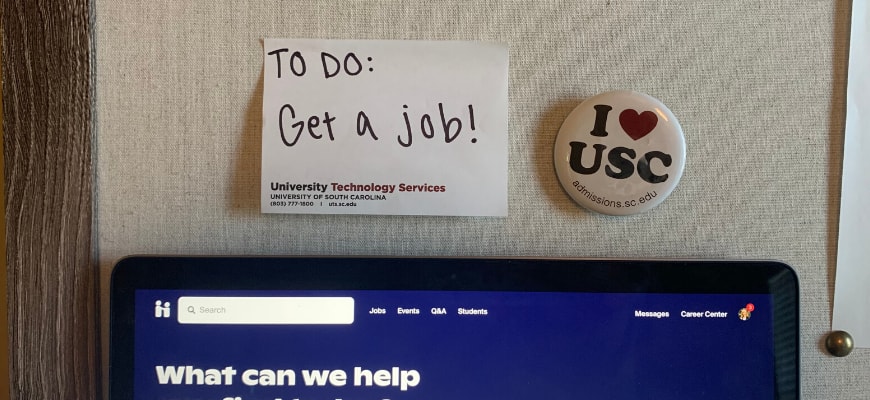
[109,257,799,399]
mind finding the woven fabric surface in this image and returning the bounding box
[95,1,860,397]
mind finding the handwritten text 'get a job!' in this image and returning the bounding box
[266,48,480,148]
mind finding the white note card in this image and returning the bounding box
[261,39,508,216]
[833,0,870,347]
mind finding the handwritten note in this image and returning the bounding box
[833,0,870,347]
[261,39,508,216]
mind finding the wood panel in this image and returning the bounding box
[0,54,11,399]
[1,1,98,399]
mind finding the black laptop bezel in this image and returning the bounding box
[109,257,799,399]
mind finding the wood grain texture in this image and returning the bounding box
[2,1,98,399]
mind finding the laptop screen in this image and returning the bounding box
[110,258,798,400]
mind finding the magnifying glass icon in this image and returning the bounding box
[187,306,195,314]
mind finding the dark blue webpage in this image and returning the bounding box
[135,290,774,400]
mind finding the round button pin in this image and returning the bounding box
[554,91,685,215]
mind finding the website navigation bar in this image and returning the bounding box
[368,306,490,316]
[152,295,756,325]
[633,308,744,321]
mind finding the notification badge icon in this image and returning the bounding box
[738,303,754,321]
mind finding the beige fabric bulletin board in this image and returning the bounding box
[93,1,863,397]
[8,1,863,398]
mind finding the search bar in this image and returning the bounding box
[177,296,354,325]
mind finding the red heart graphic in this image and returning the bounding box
[619,109,658,140]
